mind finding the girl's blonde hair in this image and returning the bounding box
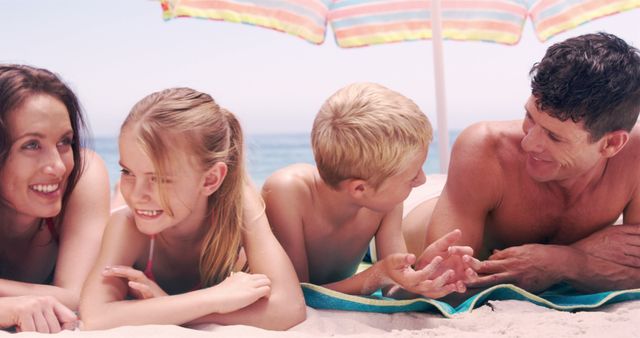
[122,87,245,287]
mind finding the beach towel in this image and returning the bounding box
[301,283,640,317]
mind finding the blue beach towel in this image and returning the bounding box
[301,283,640,317]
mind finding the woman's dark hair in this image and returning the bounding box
[530,32,640,141]
[0,64,88,221]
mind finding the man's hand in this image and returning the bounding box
[102,265,168,299]
[573,225,640,268]
[0,296,78,333]
[468,244,565,293]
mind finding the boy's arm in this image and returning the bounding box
[321,205,407,295]
[262,171,310,282]
[322,206,461,298]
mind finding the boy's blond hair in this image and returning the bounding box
[311,82,433,189]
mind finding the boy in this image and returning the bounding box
[262,83,474,298]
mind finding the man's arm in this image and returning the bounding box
[564,129,640,291]
[423,123,503,256]
[471,188,640,293]
[565,182,640,291]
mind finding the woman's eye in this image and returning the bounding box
[120,168,132,176]
[57,136,74,147]
[21,140,40,150]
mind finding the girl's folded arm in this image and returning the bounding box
[189,184,306,330]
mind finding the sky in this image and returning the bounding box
[1,1,639,137]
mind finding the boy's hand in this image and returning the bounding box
[102,265,168,299]
[377,253,461,299]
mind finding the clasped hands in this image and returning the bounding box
[378,229,478,299]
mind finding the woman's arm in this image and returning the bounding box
[190,182,306,330]
[55,150,111,308]
[0,150,110,309]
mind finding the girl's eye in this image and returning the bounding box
[150,176,172,184]
[120,168,132,176]
[21,140,40,150]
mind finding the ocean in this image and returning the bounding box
[93,131,460,188]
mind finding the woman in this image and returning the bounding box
[0,64,110,333]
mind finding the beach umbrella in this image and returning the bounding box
[160,0,640,173]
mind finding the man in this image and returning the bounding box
[405,32,640,293]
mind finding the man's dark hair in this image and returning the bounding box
[530,32,640,141]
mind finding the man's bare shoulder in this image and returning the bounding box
[609,125,640,184]
[262,163,317,206]
[452,121,523,168]
[445,121,523,205]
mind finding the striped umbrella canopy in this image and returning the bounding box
[160,0,640,172]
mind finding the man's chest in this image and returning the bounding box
[487,187,627,248]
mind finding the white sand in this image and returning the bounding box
[4,174,638,337]
[4,300,639,337]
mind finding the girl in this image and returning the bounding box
[0,64,111,333]
[80,88,306,330]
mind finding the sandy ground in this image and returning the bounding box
[4,299,638,337]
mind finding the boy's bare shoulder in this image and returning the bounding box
[262,163,317,204]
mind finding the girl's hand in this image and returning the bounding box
[208,271,271,314]
[102,265,168,299]
[0,296,78,333]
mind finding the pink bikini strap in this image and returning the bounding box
[143,234,156,280]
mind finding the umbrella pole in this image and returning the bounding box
[431,0,450,174]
